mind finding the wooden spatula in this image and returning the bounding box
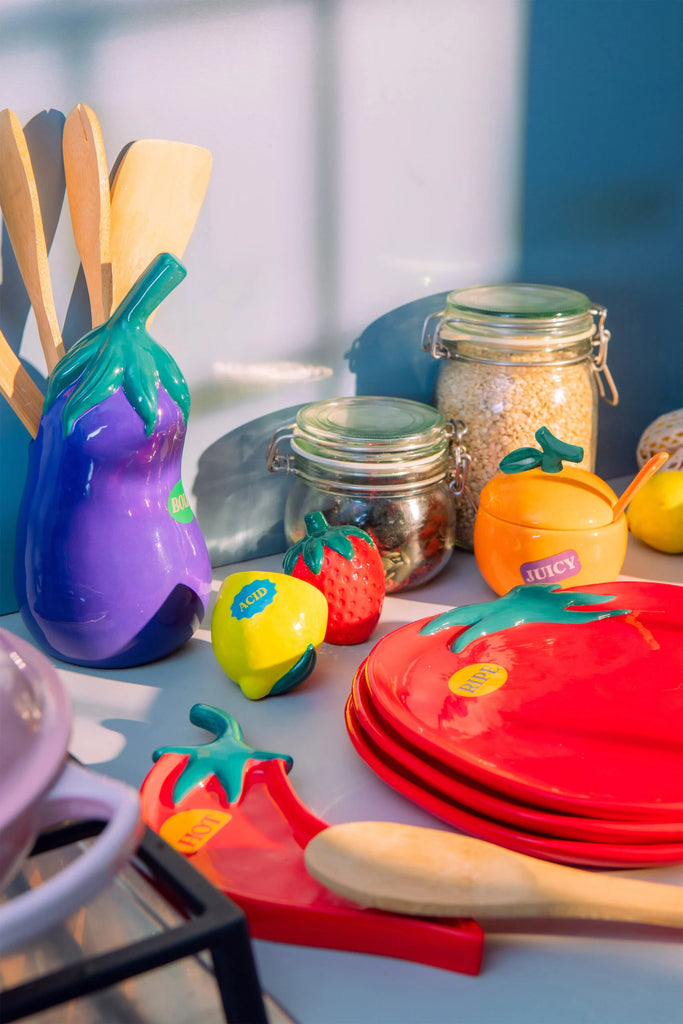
[0,108,65,373]
[62,102,113,328]
[109,139,211,318]
[0,327,43,436]
[305,821,683,927]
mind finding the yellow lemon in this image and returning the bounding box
[211,571,328,699]
[626,470,683,554]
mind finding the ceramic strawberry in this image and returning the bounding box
[282,511,385,645]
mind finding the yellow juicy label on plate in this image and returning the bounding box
[160,808,232,854]
[448,662,508,698]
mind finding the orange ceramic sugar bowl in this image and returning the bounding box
[473,427,628,596]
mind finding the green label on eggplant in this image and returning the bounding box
[168,482,194,523]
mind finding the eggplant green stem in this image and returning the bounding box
[45,253,189,437]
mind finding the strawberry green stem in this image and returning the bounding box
[282,511,375,576]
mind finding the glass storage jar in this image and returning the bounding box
[266,396,466,592]
[421,283,619,551]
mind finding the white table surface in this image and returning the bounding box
[2,530,682,1024]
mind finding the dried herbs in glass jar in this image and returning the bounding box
[266,396,466,592]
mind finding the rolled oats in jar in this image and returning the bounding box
[421,283,619,550]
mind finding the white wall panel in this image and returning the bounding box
[0,0,528,539]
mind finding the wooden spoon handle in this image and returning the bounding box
[0,109,65,373]
[63,103,113,327]
[305,822,683,927]
[0,328,43,436]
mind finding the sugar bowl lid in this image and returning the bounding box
[478,427,618,530]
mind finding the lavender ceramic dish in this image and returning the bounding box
[0,627,143,954]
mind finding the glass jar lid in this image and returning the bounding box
[440,283,598,346]
[294,396,447,462]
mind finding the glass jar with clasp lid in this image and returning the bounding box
[266,396,468,592]
[421,283,619,551]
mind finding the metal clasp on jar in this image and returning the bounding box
[589,305,619,407]
[445,419,473,500]
[266,423,296,474]
[421,310,451,359]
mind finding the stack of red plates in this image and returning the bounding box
[346,581,683,868]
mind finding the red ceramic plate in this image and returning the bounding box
[345,697,683,869]
[352,663,683,844]
[364,582,683,822]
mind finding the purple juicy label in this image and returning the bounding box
[520,549,581,585]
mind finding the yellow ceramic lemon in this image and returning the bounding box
[211,571,328,699]
[626,470,683,554]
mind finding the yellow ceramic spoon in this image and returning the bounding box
[611,451,670,521]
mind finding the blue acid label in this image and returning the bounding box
[230,578,277,619]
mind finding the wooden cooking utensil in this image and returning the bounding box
[611,451,670,521]
[0,109,65,373]
[62,102,113,328]
[0,327,43,436]
[109,139,211,319]
[305,821,683,927]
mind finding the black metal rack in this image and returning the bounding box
[1,821,269,1024]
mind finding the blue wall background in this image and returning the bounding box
[519,0,682,477]
[351,1,682,479]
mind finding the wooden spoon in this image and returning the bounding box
[0,108,65,373]
[0,327,43,436]
[611,451,670,521]
[62,103,113,328]
[109,139,211,319]
[305,821,683,927]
